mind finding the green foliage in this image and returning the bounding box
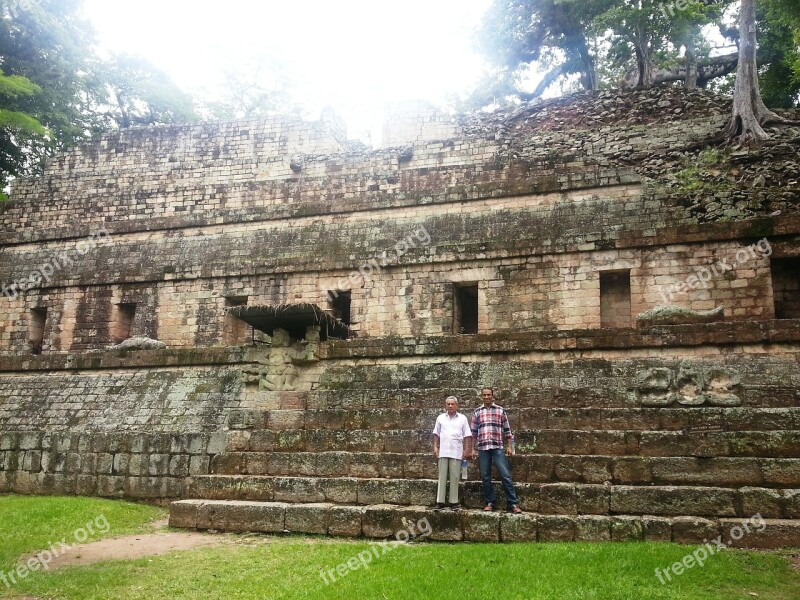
[472,0,800,107]
[202,58,300,120]
[473,0,614,104]
[673,148,735,194]
[97,55,197,128]
[0,0,199,190]
[759,0,800,107]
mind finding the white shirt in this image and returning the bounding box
[433,412,472,460]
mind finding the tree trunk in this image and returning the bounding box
[685,37,698,89]
[576,38,598,92]
[633,27,652,88]
[621,52,738,88]
[725,0,789,143]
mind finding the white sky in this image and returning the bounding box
[82,0,493,144]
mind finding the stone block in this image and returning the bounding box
[501,513,537,542]
[610,485,736,517]
[169,500,201,529]
[671,517,719,544]
[199,501,287,533]
[611,516,643,541]
[785,489,800,518]
[575,515,612,541]
[382,479,410,505]
[539,515,576,542]
[720,518,800,548]
[323,477,358,504]
[464,511,501,542]
[363,505,404,538]
[357,479,385,505]
[328,505,364,537]
[425,510,463,541]
[642,516,673,542]
[539,483,577,514]
[189,455,211,476]
[285,503,330,534]
[96,475,125,497]
[576,484,609,514]
[739,487,784,518]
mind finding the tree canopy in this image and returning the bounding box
[474,0,800,108]
[0,0,197,193]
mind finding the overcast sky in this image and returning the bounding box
[82,0,493,143]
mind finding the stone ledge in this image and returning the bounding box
[0,346,259,373]
[322,319,800,358]
[168,499,800,547]
[189,476,800,518]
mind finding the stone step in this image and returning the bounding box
[168,499,800,547]
[189,475,800,519]
[208,451,800,487]
[222,429,800,458]
[226,407,800,432]
[305,384,799,410]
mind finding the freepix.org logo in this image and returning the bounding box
[2,228,112,300]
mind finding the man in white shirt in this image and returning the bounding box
[432,395,473,511]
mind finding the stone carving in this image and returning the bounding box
[633,364,742,407]
[290,155,304,172]
[241,326,321,391]
[107,336,166,351]
[632,367,673,407]
[636,305,724,327]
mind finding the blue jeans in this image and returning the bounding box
[478,448,519,508]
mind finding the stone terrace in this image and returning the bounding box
[1,91,799,546]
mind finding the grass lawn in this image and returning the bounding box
[1,495,798,600]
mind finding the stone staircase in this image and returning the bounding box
[169,375,800,547]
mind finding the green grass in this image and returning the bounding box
[0,496,798,600]
[0,494,166,573]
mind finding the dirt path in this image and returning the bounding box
[21,520,234,570]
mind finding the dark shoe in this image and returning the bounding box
[449,503,461,511]
[509,505,522,514]
[483,504,494,511]
[433,503,445,512]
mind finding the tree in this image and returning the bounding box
[96,55,196,128]
[0,0,198,190]
[475,0,613,103]
[202,58,300,120]
[0,0,101,189]
[598,0,731,88]
[758,0,800,107]
[725,0,795,143]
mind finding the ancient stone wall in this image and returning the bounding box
[1,95,799,544]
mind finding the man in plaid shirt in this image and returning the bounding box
[469,387,522,513]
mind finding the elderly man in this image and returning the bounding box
[433,395,473,511]
[470,387,522,513]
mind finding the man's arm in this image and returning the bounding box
[469,410,479,458]
[433,434,440,458]
[462,416,473,457]
[502,409,514,455]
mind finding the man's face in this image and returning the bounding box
[446,398,458,415]
[481,389,493,406]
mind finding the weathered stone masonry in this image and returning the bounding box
[1,95,799,544]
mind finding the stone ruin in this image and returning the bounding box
[0,90,799,546]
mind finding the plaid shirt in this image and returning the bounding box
[470,403,514,451]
